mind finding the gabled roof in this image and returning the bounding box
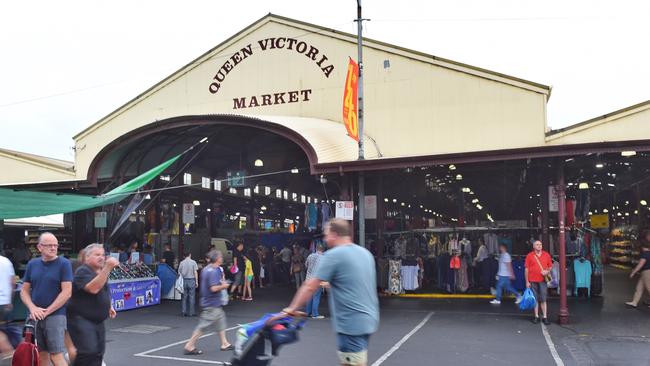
[73,13,551,141]
[546,99,650,138]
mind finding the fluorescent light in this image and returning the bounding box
[621,151,636,157]
[476,204,483,210]
[384,198,389,202]
[578,182,589,189]
[595,163,604,168]
[401,202,405,206]
[254,159,264,167]
[145,194,151,200]
[603,208,609,213]
[472,199,479,204]
[193,200,200,206]
[456,174,463,181]
[420,205,424,209]
[449,164,456,170]
[461,187,470,193]
[607,183,615,187]
[641,200,647,206]
[589,211,593,215]
[291,168,299,174]
[261,205,267,211]
[207,208,211,212]
[393,199,397,203]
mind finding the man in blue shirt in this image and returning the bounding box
[20,232,73,366]
[184,250,233,355]
[281,218,379,366]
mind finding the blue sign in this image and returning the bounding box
[109,277,161,312]
[227,170,246,188]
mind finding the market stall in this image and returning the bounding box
[109,263,161,311]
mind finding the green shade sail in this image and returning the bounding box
[0,154,180,220]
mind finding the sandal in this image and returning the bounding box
[220,344,234,351]
[184,348,204,355]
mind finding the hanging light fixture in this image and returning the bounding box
[461,187,470,193]
[621,151,636,157]
[449,164,456,170]
[290,168,299,174]
[595,163,604,169]
[641,200,647,206]
[603,208,609,213]
[193,200,200,206]
[456,174,463,181]
[578,182,589,190]
[254,159,264,167]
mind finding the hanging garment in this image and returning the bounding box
[573,258,592,297]
[566,200,576,226]
[591,236,603,274]
[549,261,560,289]
[388,260,403,295]
[308,203,318,231]
[449,237,460,252]
[437,253,451,291]
[401,265,419,291]
[376,258,389,290]
[460,238,472,257]
[321,203,331,228]
[450,256,461,269]
[456,257,469,292]
[512,258,526,291]
[498,236,513,254]
[394,237,407,258]
[483,233,499,255]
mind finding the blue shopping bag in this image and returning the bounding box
[518,288,537,311]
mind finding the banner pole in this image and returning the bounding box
[356,0,366,247]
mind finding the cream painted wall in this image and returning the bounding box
[72,16,549,181]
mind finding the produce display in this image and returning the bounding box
[109,262,156,281]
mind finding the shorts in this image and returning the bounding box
[195,307,227,333]
[246,275,254,282]
[232,271,244,287]
[530,281,548,303]
[336,333,370,365]
[36,315,67,354]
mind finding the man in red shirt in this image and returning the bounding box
[525,240,553,325]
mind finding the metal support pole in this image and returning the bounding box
[557,162,570,325]
[356,0,366,247]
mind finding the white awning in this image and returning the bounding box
[4,214,64,228]
[249,115,382,163]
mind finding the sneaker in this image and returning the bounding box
[542,318,551,326]
[625,302,637,309]
[312,315,325,319]
[532,317,540,324]
[515,296,523,304]
[489,299,501,305]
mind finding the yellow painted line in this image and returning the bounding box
[395,294,512,299]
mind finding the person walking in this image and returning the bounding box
[490,243,522,305]
[304,243,325,319]
[20,232,73,366]
[184,250,233,355]
[525,240,553,325]
[178,251,199,316]
[67,244,119,366]
[0,252,16,358]
[229,243,245,299]
[242,256,254,301]
[279,245,292,284]
[279,219,379,366]
[625,237,650,309]
[291,246,305,290]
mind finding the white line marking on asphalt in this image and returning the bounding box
[371,312,434,366]
[134,325,239,356]
[135,354,231,364]
[541,323,565,366]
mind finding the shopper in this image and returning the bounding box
[525,240,553,325]
[20,232,73,366]
[65,248,86,363]
[256,246,266,288]
[291,246,305,290]
[183,250,233,355]
[229,243,245,299]
[279,219,379,366]
[490,243,522,305]
[161,244,176,268]
[178,251,199,316]
[0,252,16,357]
[305,243,325,319]
[242,256,254,301]
[625,240,650,309]
[279,245,292,283]
[67,244,119,366]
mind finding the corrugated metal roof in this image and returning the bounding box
[0,148,74,171]
[248,115,381,163]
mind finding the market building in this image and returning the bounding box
[2,14,650,320]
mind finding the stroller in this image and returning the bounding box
[230,313,305,366]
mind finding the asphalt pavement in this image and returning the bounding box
[80,267,650,365]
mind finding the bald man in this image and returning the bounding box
[21,232,73,366]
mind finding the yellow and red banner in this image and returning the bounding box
[342,57,359,141]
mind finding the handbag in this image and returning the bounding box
[175,275,184,294]
[533,254,552,285]
[230,264,239,274]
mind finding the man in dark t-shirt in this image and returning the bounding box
[67,244,119,366]
[161,244,176,268]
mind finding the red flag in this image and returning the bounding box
[342,57,359,141]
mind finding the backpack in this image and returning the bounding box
[12,320,39,366]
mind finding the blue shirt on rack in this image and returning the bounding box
[573,258,592,297]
